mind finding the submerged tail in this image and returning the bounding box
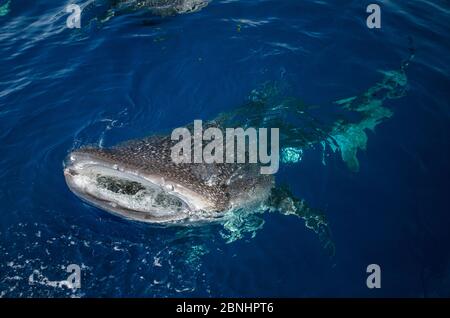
[217,43,415,253]
[217,40,415,172]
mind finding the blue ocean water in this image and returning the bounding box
[0,0,449,297]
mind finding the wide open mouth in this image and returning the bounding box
[64,152,193,223]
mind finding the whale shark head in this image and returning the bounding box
[64,147,220,223]
[64,135,273,223]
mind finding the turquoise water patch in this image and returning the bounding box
[281,147,304,164]
[0,0,10,16]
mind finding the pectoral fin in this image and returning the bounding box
[267,186,335,256]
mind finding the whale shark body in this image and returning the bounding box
[64,37,413,253]
[112,0,211,15]
[80,0,211,25]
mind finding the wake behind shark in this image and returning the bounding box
[64,53,413,254]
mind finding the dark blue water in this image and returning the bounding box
[0,0,449,297]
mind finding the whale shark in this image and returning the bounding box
[111,0,211,16]
[79,0,210,26]
[64,51,413,254]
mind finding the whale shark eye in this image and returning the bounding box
[96,175,145,195]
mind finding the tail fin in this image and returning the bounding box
[218,40,415,172]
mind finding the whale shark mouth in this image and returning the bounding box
[63,150,215,223]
